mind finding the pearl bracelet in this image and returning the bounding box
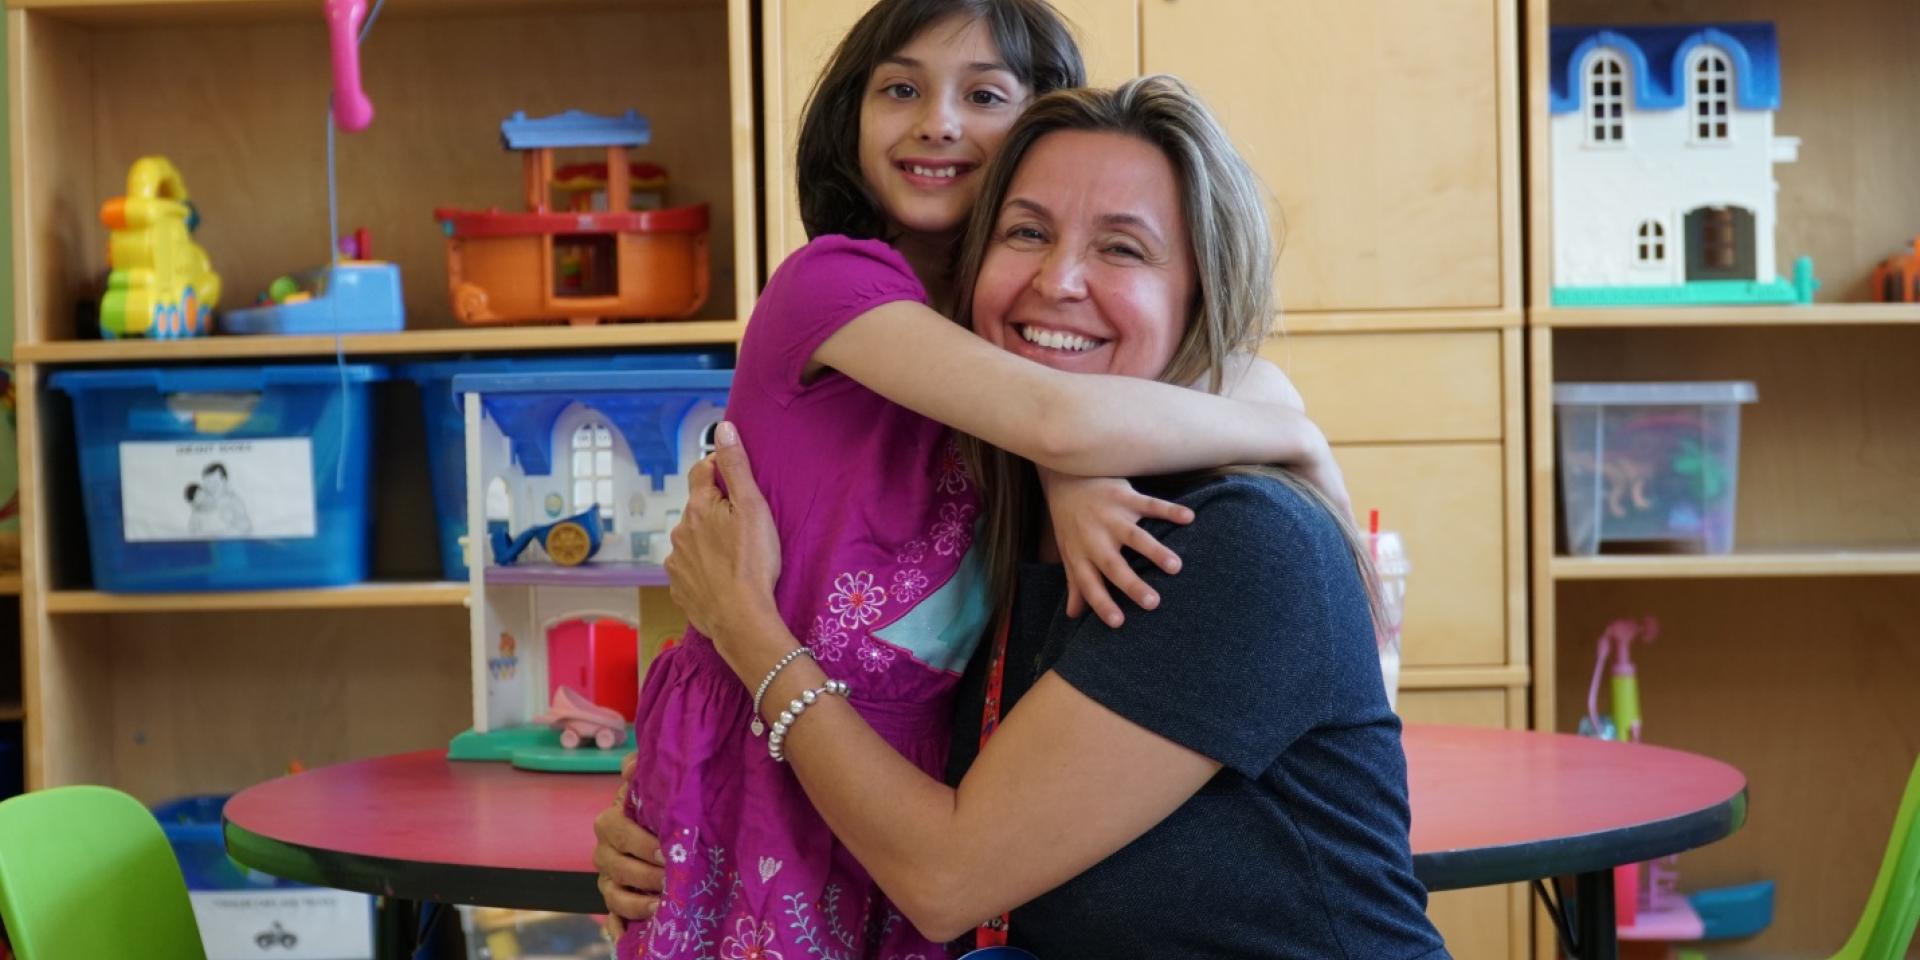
[767,680,851,763]
[750,647,814,737]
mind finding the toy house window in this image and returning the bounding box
[571,422,617,527]
[1636,221,1667,263]
[1690,50,1731,141]
[1585,53,1627,144]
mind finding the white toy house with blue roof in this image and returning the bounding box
[1551,22,1818,306]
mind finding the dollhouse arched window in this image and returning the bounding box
[699,421,720,459]
[1636,220,1667,264]
[571,421,617,529]
[1690,49,1731,142]
[1585,52,1627,145]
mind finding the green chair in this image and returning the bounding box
[0,785,206,959]
[1827,752,1920,960]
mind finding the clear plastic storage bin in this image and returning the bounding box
[1554,381,1757,555]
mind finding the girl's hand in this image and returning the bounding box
[595,752,664,940]
[665,422,782,643]
[1038,468,1193,628]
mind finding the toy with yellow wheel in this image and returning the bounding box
[488,505,604,567]
[98,157,222,339]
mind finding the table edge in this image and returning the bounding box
[223,816,604,914]
[1413,785,1748,891]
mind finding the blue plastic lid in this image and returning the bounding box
[50,364,388,395]
[452,369,733,397]
[395,350,728,383]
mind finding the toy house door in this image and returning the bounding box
[1685,206,1757,281]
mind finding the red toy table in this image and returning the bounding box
[225,725,1746,959]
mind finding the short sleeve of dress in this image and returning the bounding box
[1049,475,1383,779]
[738,235,928,406]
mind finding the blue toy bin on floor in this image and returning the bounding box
[50,364,386,592]
[397,350,730,580]
[152,794,300,891]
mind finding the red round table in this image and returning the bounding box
[225,725,1746,958]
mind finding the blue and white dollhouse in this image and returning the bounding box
[1550,22,1819,306]
[447,368,730,771]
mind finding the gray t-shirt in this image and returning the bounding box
[947,473,1449,959]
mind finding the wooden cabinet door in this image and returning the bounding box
[1398,688,1524,960]
[1142,0,1505,313]
[1339,443,1508,667]
[764,0,1139,267]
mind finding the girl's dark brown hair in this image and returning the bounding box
[794,0,1087,242]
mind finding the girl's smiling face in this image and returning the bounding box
[859,16,1030,239]
[970,129,1197,380]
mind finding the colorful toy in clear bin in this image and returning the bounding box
[1555,382,1757,555]
[221,229,405,335]
[99,157,221,339]
[433,109,710,326]
[1871,236,1920,303]
[447,369,730,772]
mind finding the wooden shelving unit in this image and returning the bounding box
[9,0,757,803]
[14,320,747,364]
[43,582,468,614]
[1525,0,1920,955]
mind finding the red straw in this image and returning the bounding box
[1369,509,1380,561]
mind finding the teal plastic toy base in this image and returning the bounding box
[1554,256,1820,307]
[448,725,632,773]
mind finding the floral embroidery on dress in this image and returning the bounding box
[936,438,971,495]
[931,502,976,557]
[668,843,689,864]
[720,917,785,960]
[895,539,928,565]
[780,890,854,960]
[804,617,848,663]
[888,568,930,605]
[854,637,897,673]
[827,571,886,630]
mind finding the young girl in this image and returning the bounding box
[620,3,1340,958]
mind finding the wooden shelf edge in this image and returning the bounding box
[0,572,20,596]
[15,320,745,365]
[1552,550,1920,581]
[45,581,470,614]
[0,703,22,723]
[1278,308,1523,335]
[1397,665,1530,690]
[1533,303,1920,329]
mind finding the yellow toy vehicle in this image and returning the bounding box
[99,157,221,339]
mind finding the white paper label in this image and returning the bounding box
[119,439,317,542]
[188,889,373,960]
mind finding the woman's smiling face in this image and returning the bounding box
[969,129,1196,380]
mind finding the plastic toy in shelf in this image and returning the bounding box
[98,157,222,339]
[221,231,405,335]
[489,504,602,567]
[1549,22,1819,307]
[1871,236,1920,303]
[533,686,628,750]
[448,368,731,772]
[433,109,710,326]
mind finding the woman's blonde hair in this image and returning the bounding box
[952,75,1384,631]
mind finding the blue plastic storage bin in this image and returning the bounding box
[397,351,729,580]
[50,364,386,592]
[152,794,298,891]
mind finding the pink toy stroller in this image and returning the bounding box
[534,686,629,750]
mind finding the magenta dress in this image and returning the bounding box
[620,236,991,960]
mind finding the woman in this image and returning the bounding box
[602,76,1450,959]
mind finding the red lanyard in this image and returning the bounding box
[974,611,1013,949]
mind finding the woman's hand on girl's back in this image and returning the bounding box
[1038,468,1193,628]
[664,422,782,642]
[595,751,665,940]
